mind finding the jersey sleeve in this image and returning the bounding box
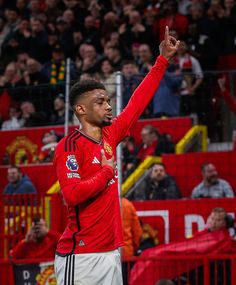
[109,55,168,144]
[54,143,114,206]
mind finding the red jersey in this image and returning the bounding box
[54,55,168,255]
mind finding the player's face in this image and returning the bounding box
[84,89,113,127]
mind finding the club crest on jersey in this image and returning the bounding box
[104,142,113,156]
[66,155,78,171]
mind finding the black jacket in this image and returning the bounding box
[133,174,181,201]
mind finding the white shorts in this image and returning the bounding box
[54,249,123,285]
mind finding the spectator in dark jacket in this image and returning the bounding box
[133,163,181,200]
[3,165,37,194]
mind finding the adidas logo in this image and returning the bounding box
[79,240,85,246]
[92,156,100,164]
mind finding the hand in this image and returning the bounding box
[101,149,116,173]
[159,26,180,61]
[25,227,36,242]
[34,219,49,238]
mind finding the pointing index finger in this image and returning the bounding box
[164,26,169,44]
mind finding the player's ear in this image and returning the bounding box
[75,104,86,115]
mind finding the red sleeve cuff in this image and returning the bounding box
[155,55,169,66]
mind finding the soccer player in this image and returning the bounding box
[54,26,179,285]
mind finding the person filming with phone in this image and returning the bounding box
[10,217,61,260]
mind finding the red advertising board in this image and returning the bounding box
[133,198,236,245]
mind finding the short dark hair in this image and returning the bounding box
[69,79,106,110]
[201,162,212,172]
[153,162,166,170]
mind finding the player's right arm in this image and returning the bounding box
[109,27,180,144]
[54,145,115,207]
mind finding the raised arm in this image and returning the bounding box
[109,27,180,144]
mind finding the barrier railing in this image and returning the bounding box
[124,254,236,285]
[175,125,208,154]
[2,194,51,259]
[1,254,235,285]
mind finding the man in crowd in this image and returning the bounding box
[10,217,61,260]
[191,162,234,198]
[133,163,181,200]
[3,165,37,195]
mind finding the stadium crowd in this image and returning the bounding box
[0,0,236,130]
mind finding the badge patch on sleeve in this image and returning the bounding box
[66,155,79,171]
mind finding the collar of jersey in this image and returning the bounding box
[76,128,102,145]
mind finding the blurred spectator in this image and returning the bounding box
[191,162,234,198]
[122,197,143,257]
[1,19,31,66]
[136,125,175,162]
[0,61,21,88]
[119,10,154,56]
[50,93,72,125]
[0,7,21,54]
[104,45,122,71]
[98,58,116,116]
[10,217,61,259]
[185,21,218,70]
[219,0,236,54]
[101,11,120,44]
[122,197,142,285]
[218,76,236,114]
[20,100,48,127]
[130,207,236,285]
[76,43,101,75]
[136,125,159,162]
[1,106,23,130]
[55,15,74,58]
[16,0,30,19]
[18,57,48,87]
[81,15,102,52]
[41,43,77,84]
[122,136,137,176]
[38,130,60,162]
[27,17,50,63]
[136,223,159,255]
[28,0,42,18]
[137,44,154,74]
[121,60,141,108]
[44,0,62,23]
[177,41,203,116]
[133,163,181,201]
[153,0,188,42]
[153,61,182,117]
[3,165,37,194]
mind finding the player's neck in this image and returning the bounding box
[79,125,102,141]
